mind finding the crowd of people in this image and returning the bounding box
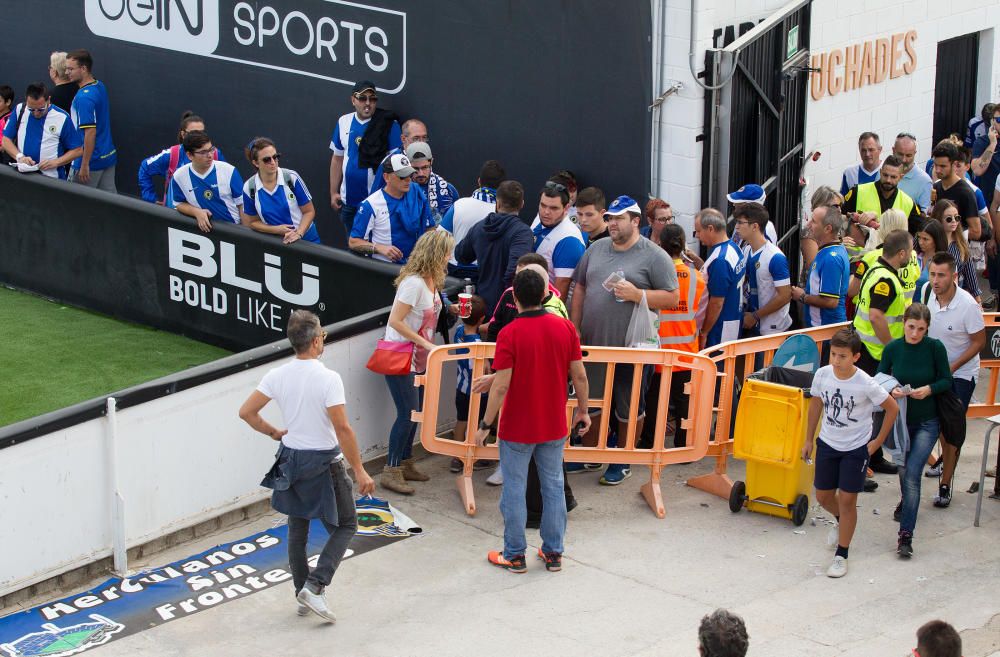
[3,54,994,628]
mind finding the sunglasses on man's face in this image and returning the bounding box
[354,94,378,103]
[260,153,281,165]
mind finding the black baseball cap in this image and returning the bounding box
[352,80,376,95]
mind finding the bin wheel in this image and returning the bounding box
[791,494,809,526]
[729,481,746,513]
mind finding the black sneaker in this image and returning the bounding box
[452,458,493,472]
[870,460,898,475]
[897,531,913,558]
[863,478,879,493]
[933,485,952,508]
[537,548,562,572]
[893,501,902,522]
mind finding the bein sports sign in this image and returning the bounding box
[84,0,407,92]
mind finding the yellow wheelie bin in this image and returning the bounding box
[729,368,816,525]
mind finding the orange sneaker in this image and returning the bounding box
[536,547,562,572]
[487,550,526,573]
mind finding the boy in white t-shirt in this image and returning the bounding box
[239,310,374,622]
[802,328,898,578]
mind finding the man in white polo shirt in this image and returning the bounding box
[924,252,985,508]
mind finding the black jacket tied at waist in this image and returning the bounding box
[261,443,344,525]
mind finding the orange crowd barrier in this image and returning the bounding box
[413,343,718,518]
[414,313,1000,515]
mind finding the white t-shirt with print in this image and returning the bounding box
[257,358,346,452]
[810,365,889,451]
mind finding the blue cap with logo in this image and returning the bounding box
[726,184,766,204]
[603,195,642,218]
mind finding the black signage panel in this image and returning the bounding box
[0,1,651,246]
[0,168,402,351]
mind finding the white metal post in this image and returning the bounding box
[106,397,128,575]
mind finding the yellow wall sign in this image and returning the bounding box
[810,31,917,100]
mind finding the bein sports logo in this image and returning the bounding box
[84,0,406,92]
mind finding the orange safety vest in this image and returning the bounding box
[658,258,706,355]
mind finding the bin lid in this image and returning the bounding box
[747,366,815,391]
[770,334,819,375]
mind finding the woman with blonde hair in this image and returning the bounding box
[930,199,981,302]
[847,209,919,302]
[380,230,457,494]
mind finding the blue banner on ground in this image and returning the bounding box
[0,498,418,657]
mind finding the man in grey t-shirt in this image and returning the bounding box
[570,195,678,484]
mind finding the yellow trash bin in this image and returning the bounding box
[729,373,817,525]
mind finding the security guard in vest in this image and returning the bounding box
[853,229,913,375]
[641,224,706,450]
[853,229,912,477]
[847,208,922,304]
[841,155,922,260]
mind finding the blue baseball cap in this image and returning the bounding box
[603,195,642,218]
[726,184,766,204]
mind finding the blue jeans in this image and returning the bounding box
[899,417,940,534]
[385,373,422,467]
[499,439,567,559]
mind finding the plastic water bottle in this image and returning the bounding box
[463,278,475,295]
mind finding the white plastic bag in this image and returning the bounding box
[625,290,659,348]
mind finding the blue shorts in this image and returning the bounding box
[814,438,869,493]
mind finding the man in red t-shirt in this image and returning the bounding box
[475,269,590,574]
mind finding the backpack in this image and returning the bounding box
[245,169,294,202]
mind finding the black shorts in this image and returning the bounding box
[455,390,487,423]
[814,438,869,493]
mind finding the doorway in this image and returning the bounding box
[933,33,980,146]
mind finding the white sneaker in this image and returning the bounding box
[296,584,336,623]
[826,523,839,549]
[297,603,309,617]
[826,555,847,578]
[486,466,503,486]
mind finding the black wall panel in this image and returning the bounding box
[0,1,652,246]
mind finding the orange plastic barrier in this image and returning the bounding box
[413,343,718,518]
[414,313,999,515]
[686,323,847,501]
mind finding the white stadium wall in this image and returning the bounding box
[651,0,1000,232]
[804,1,1000,192]
[0,324,456,597]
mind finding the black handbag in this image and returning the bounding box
[936,389,967,449]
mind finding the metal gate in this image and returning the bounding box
[701,0,812,279]
[933,33,981,146]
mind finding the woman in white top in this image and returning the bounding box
[381,230,457,494]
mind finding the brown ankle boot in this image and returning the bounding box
[401,458,430,482]
[380,466,415,494]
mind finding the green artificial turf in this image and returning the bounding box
[0,287,231,427]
